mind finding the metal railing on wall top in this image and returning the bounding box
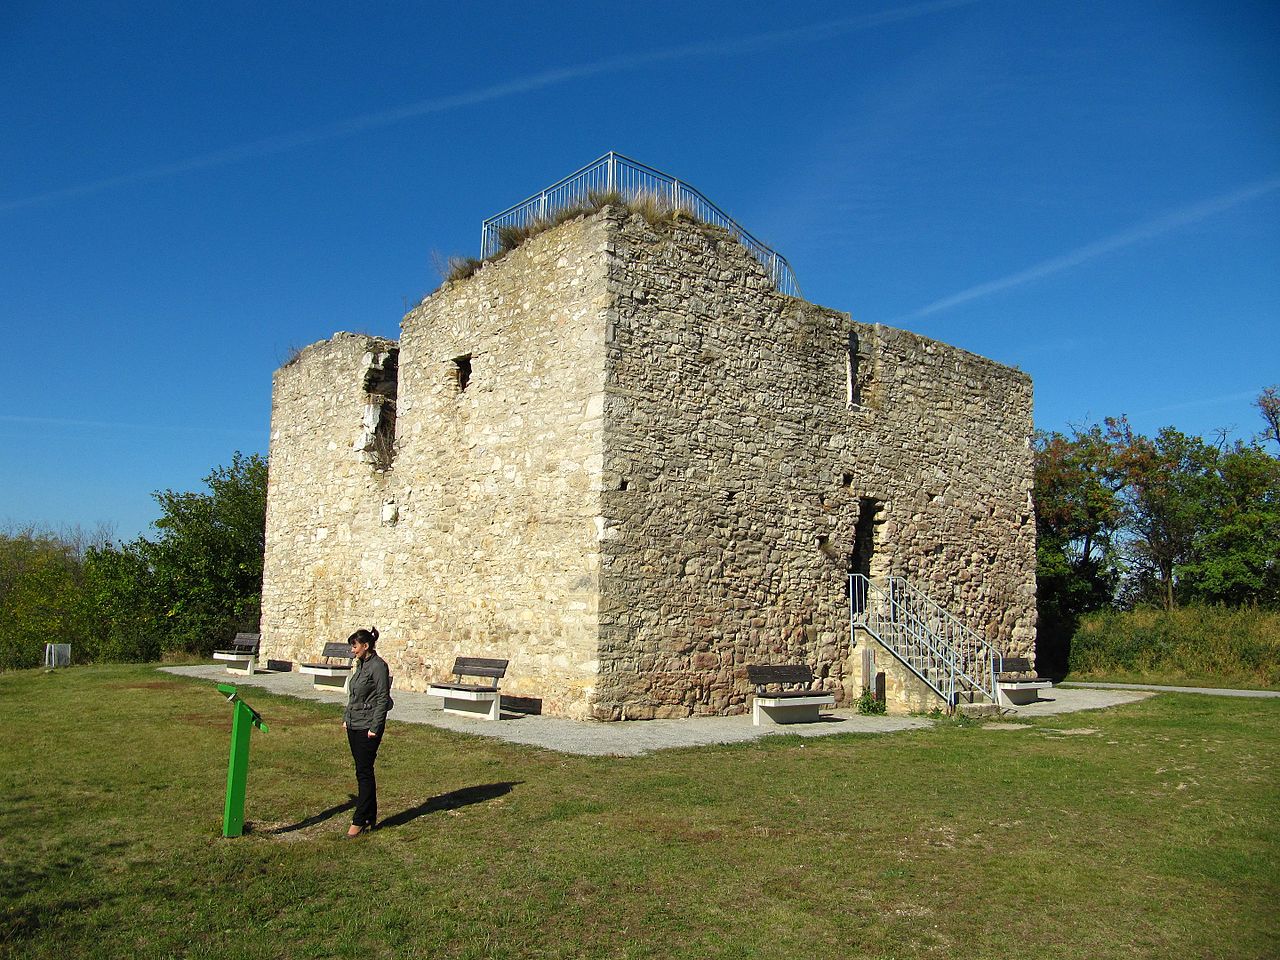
[479,152,802,298]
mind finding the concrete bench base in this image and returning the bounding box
[428,686,501,721]
[299,664,351,693]
[751,694,836,726]
[999,680,1052,707]
[212,652,256,676]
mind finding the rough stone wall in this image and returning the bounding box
[260,216,610,718]
[261,207,1035,720]
[592,210,1035,719]
[849,643,942,715]
[260,333,403,667]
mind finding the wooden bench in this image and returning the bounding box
[746,664,836,726]
[212,633,260,676]
[298,642,354,693]
[427,657,509,721]
[996,656,1052,706]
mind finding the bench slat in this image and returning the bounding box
[1000,656,1034,673]
[746,664,816,686]
[319,641,352,660]
[451,657,509,679]
[430,682,500,694]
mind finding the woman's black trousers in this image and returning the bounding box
[347,727,383,827]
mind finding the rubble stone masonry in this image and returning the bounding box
[260,208,1035,719]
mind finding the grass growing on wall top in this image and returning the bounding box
[441,189,718,287]
[1068,605,1280,689]
[2,663,1277,959]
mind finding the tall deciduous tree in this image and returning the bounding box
[84,452,268,659]
[1106,418,1220,610]
[1256,385,1280,454]
[1032,426,1123,672]
[1181,444,1280,607]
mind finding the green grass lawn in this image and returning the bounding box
[2,665,1277,960]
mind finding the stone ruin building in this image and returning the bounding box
[259,156,1037,719]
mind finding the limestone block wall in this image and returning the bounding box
[260,216,610,718]
[261,207,1034,720]
[592,210,1035,719]
[391,216,609,717]
[260,333,402,666]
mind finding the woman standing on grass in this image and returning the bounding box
[342,626,392,837]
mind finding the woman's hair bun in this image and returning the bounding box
[346,626,379,648]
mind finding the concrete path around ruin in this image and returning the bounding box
[164,665,1157,756]
[1059,681,1280,699]
[1001,686,1153,718]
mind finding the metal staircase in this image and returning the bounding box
[849,574,1001,709]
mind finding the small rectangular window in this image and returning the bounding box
[453,354,472,392]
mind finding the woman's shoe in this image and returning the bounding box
[346,824,367,838]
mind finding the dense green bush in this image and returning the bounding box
[0,529,91,670]
[1069,605,1280,688]
[0,452,266,670]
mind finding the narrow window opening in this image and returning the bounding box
[619,478,629,491]
[359,348,399,471]
[846,331,862,407]
[453,354,472,392]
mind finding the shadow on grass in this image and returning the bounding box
[0,848,113,942]
[377,781,522,830]
[261,796,356,835]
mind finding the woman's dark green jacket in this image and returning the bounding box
[344,653,392,732]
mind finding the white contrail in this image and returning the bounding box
[1134,388,1265,417]
[2,0,976,214]
[902,175,1280,321]
[0,414,258,436]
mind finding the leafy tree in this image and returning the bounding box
[144,452,268,654]
[1180,444,1280,607]
[1106,419,1221,611]
[0,527,95,670]
[1256,385,1280,454]
[1032,427,1123,672]
[81,541,163,662]
[84,452,268,660]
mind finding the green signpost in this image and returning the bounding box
[216,683,268,838]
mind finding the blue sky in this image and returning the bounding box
[2,0,1276,541]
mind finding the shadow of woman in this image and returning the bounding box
[262,796,356,835]
[377,781,522,831]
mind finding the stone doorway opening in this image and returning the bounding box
[847,497,882,613]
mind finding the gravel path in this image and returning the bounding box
[162,665,927,756]
[163,666,1168,754]
[1059,681,1280,699]
[1002,686,1152,717]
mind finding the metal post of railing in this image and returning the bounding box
[607,152,616,193]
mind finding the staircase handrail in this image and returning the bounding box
[852,575,963,704]
[850,574,1000,705]
[887,576,1000,704]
